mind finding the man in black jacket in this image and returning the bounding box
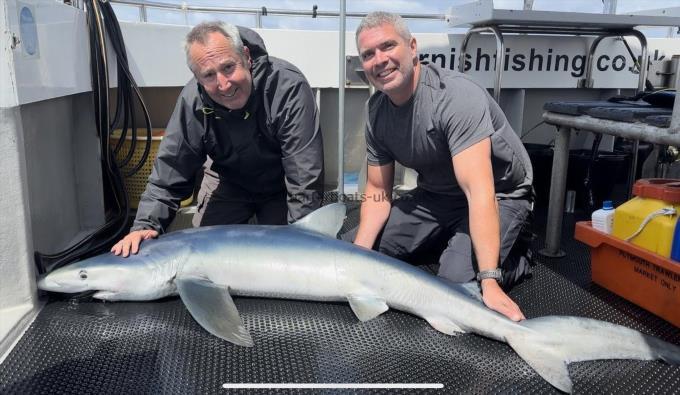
[112,21,324,257]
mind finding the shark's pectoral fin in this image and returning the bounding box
[93,291,119,300]
[347,295,389,322]
[424,316,466,335]
[175,277,254,347]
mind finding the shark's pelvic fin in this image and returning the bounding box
[423,316,466,335]
[175,277,254,347]
[291,203,346,238]
[347,295,389,322]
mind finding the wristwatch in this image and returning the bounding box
[476,268,503,283]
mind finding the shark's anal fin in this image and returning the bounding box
[347,295,389,322]
[424,316,466,335]
[175,277,254,347]
[291,203,346,237]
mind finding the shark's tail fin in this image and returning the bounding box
[505,316,680,393]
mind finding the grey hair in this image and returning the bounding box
[355,11,412,50]
[184,21,245,72]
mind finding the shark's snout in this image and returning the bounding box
[37,275,62,291]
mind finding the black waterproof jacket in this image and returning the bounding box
[132,27,324,233]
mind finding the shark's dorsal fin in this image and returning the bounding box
[175,276,254,347]
[291,203,346,238]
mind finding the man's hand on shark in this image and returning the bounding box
[481,280,525,322]
[111,229,159,257]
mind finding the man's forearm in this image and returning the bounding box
[286,181,323,223]
[468,196,501,272]
[470,195,525,320]
[281,136,324,223]
[353,189,391,249]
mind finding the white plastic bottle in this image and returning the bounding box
[592,200,615,234]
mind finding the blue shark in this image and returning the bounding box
[37,203,680,393]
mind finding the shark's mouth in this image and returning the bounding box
[37,276,63,292]
[37,276,94,295]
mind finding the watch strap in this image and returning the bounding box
[476,268,503,283]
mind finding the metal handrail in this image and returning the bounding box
[458,26,504,102]
[338,0,346,197]
[109,0,446,24]
[670,58,680,134]
[580,30,648,93]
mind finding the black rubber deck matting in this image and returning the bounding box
[1,207,679,394]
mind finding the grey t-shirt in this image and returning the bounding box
[366,62,533,200]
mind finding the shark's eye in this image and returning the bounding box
[79,270,88,280]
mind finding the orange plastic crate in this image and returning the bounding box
[574,221,680,327]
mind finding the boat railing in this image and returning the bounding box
[94,0,446,27]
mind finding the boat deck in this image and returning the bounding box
[1,202,679,394]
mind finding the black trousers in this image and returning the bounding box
[346,188,534,289]
[191,170,287,227]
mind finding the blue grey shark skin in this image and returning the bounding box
[37,204,680,393]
